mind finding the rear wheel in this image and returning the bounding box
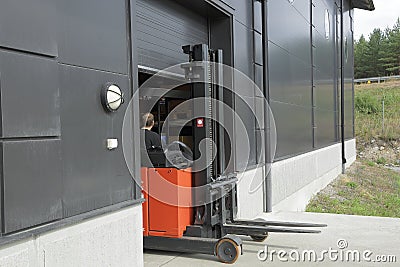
[216,238,241,264]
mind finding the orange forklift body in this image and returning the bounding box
[142,167,193,238]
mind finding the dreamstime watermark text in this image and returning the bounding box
[257,239,397,263]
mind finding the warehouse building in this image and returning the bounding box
[0,0,374,265]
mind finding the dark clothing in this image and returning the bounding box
[140,129,164,167]
[141,129,162,150]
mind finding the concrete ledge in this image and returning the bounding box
[0,205,143,267]
[237,139,357,216]
[345,138,357,168]
[271,164,342,212]
[236,166,265,219]
[271,139,356,212]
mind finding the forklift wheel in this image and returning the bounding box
[250,218,269,242]
[216,238,241,264]
[250,234,268,242]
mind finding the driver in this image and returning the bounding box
[141,113,162,150]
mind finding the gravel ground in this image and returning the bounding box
[357,138,400,166]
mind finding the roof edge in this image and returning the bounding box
[351,0,375,11]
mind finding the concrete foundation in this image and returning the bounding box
[236,166,265,219]
[236,139,357,218]
[271,139,356,211]
[0,204,143,267]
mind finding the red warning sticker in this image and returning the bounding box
[196,118,204,128]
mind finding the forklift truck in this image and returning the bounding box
[140,44,326,264]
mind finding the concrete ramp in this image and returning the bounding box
[145,212,400,266]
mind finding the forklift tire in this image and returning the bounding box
[250,218,268,242]
[216,238,241,264]
[250,234,268,242]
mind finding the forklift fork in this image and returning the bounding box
[230,218,327,228]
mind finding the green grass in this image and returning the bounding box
[306,80,400,218]
[345,181,357,188]
[366,161,375,166]
[376,157,387,165]
[355,81,400,142]
[396,174,400,188]
[306,161,400,217]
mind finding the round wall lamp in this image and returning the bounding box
[101,83,124,112]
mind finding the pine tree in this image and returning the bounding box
[379,18,400,75]
[355,18,400,78]
[367,28,385,76]
[354,35,370,78]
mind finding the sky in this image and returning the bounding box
[354,0,400,40]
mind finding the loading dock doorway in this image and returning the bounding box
[138,71,194,152]
[135,0,234,171]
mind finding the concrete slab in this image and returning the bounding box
[144,212,400,266]
[144,250,182,267]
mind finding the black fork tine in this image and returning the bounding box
[223,224,322,235]
[230,219,327,228]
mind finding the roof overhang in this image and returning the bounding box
[351,0,375,11]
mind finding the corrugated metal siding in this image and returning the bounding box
[136,0,208,70]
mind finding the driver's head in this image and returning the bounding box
[142,113,155,129]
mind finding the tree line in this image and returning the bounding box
[354,18,400,79]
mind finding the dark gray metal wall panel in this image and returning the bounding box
[312,0,339,146]
[218,0,235,9]
[268,42,312,107]
[0,143,3,233]
[253,0,263,33]
[254,64,264,97]
[344,85,354,138]
[2,140,62,233]
[0,0,57,56]
[234,22,254,89]
[270,101,313,159]
[267,0,315,159]
[254,33,263,65]
[235,95,256,169]
[343,2,355,139]
[268,0,311,65]
[291,0,311,23]
[210,17,233,66]
[58,0,128,74]
[314,70,335,111]
[314,109,337,148]
[313,0,334,38]
[0,51,60,138]
[256,129,265,163]
[313,29,335,78]
[255,96,265,130]
[233,18,257,168]
[136,0,208,70]
[59,65,132,217]
[230,0,252,27]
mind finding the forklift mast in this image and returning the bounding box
[181,44,235,238]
